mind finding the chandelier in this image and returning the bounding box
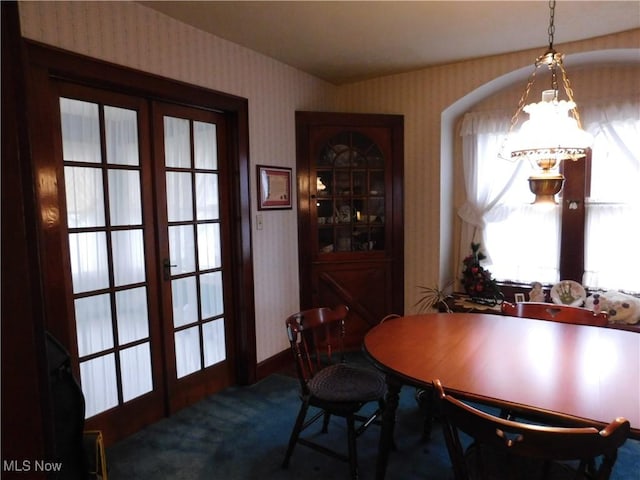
[503,0,592,204]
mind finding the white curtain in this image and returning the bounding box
[457,111,561,284]
[458,112,512,260]
[582,101,640,292]
[458,101,639,291]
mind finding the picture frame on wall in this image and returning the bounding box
[257,165,292,210]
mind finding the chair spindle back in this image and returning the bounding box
[434,379,630,480]
[285,305,349,394]
[502,301,609,327]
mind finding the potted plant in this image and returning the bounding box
[415,281,454,313]
[461,242,503,306]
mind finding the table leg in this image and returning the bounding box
[376,374,402,480]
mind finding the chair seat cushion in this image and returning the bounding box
[308,363,386,403]
[466,444,589,480]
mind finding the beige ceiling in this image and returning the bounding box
[140,1,640,84]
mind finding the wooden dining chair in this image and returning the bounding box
[434,379,630,480]
[501,301,609,326]
[282,305,386,480]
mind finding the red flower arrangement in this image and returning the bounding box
[461,242,502,305]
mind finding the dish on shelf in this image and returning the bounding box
[550,280,586,307]
[333,145,351,166]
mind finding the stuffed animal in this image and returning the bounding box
[584,290,640,325]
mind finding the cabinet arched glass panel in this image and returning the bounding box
[316,132,385,253]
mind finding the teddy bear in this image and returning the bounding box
[584,290,640,324]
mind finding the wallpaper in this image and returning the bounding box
[334,30,639,311]
[18,1,639,363]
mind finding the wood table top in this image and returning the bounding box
[364,313,640,439]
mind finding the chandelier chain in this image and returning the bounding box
[550,60,559,95]
[499,0,589,165]
[558,62,583,128]
[508,68,538,133]
[548,0,556,50]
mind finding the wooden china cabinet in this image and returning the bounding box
[296,111,404,348]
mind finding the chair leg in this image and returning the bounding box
[346,414,359,480]
[375,398,397,451]
[282,400,310,468]
[322,411,331,433]
[415,387,434,442]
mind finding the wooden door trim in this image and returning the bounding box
[2,3,52,468]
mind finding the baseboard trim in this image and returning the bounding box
[256,349,291,380]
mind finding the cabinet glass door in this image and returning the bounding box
[316,132,386,254]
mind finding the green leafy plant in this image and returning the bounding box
[415,281,454,313]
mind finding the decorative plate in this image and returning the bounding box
[550,280,586,307]
[332,145,351,166]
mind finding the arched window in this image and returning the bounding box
[458,101,640,293]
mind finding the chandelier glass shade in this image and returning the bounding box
[509,90,593,170]
[503,1,592,204]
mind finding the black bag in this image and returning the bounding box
[46,332,88,479]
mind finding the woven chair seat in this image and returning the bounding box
[308,363,386,403]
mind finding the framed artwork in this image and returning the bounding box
[514,293,526,303]
[257,165,292,210]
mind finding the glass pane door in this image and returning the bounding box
[41,71,241,443]
[162,114,226,380]
[316,132,386,254]
[60,97,154,418]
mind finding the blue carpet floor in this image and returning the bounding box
[107,372,640,480]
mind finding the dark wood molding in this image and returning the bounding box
[24,40,248,113]
[559,155,587,282]
[1,2,52,472]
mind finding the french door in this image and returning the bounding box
[52,81,235,439]
[153,102,234,412]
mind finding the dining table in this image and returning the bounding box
[363,312,640,480]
